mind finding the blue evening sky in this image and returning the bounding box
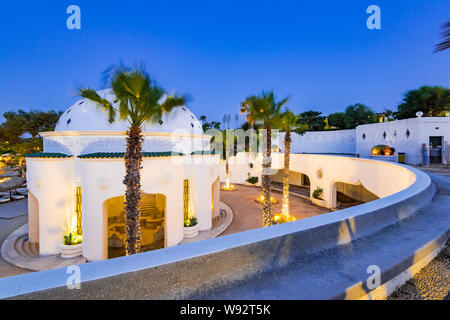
[0,0,448,125]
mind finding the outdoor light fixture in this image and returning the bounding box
[255,195,278,204]
[221,183,237,191]
[272,213,296,225]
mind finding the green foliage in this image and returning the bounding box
[11,138,43,155]
[184,216,198,227]
[246,176,259,184]
[327,112,346,129]
[240,90,289,129]
[342,104,375,129]
[0,109,61,153]
[79,62,186,127]
[200,115,221,131]
[312,186,323,200]
[277,110,302,133]
[64,232,82,245]
[297,110,326,131]
[396,86,450,119]
[434,21,450,52]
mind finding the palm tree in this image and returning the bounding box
[241,91,289,226]
[79,63,185,256]
[277,110,301,219]
[434,21,450,52]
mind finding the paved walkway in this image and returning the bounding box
[191,172,450,300]
[0,214,29,278]
[0,200,27,219]
[220,184,330,236]
[389,165,450,300]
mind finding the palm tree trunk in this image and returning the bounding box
[123,124,143,255]
[282,130,291,218]
[225,162,230,188]
[262,126,272,227]
[225,138,231,188]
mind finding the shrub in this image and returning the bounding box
[246,176,259,184]
[184,216,198,227]
[312,186,323,200]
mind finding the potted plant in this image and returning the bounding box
[183,216,199,238]
[60,232,83,258]
[311,186,327,207]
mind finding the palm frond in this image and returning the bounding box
[434,21,450,52]
[79,88,116,123]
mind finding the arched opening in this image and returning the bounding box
[104,193,166,259]
[28,191,39,246]
[331,182,379,209]
[211,177,220,226]
[271,170,310,197]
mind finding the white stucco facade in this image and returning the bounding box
[356,117,450,165]
[26,92,221,261]
[286,116,449,165]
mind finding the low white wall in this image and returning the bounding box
[284,130,356,155]
[222,153,416,209]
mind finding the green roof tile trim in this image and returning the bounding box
[191,150,217,155]
[78,152,185,159]
[24,152,73,158]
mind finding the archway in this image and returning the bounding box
[330,182,379,209]
[28,191,39,245]
[271,170,310,197]
[104,193,166,259]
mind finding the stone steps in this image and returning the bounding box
[1,224,86,272]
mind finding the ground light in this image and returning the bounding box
[221,183,237,191]
[255,195,278,204]
[272,213,296,225]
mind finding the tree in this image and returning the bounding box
[0,111,26,145]
[297,110,326,131]
[434,21,450,52]
[327,112,346,129]
[199,115,221,131]
[396,86,450,119]
[79,63,185,256]
[11,139,43,155]
[241,91,288,227]
[277,110,302,219]
[20,110,63,138]
[343,103,375,128]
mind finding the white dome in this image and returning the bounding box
[55,89,203,134]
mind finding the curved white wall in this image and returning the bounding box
[222,152,416,209]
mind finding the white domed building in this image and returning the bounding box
[25,90,221,261]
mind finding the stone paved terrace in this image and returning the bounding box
[220,184,330,236]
